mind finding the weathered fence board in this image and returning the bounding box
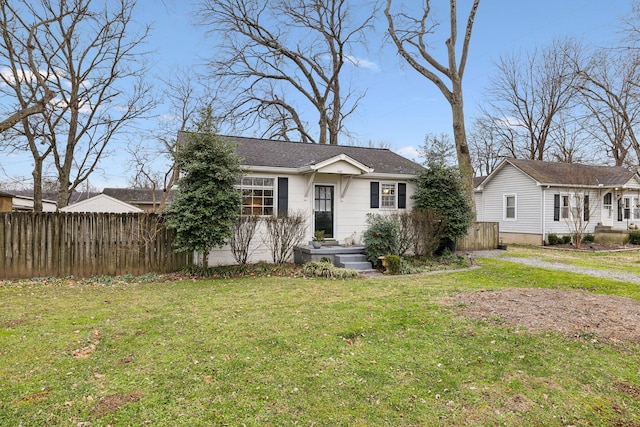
[0,212,191,279]
[457,222,499,251]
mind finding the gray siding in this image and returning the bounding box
[543,188,603,236]
[480,164,542,234]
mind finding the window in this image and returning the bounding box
[603,193,612,219]
[380,183,396,209]
[624,197,631,220]
[561,195,570,219]
[504,194,516,220]
[370,182,406,209]
[237,177,274,216]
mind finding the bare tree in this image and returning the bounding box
[562,189,600,249]
[196,0,377,145]
[127,67,211,212]
[575,49,640,167]
[547,114,593,164]
[0,4,60,134]
[467,116,505,177]
[0,0,154,210]
[385,0,480,200]
[483,38,584,162]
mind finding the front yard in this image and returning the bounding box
[2,249,640,426]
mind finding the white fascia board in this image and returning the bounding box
[355,172,419,180]
[242,165,300,174]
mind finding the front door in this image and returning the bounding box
[314,185,334,238]
[602,192,613,227]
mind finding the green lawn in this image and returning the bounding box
[1,252,640,426]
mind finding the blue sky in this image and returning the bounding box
[1,0,634,189]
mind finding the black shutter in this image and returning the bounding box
[277,177,288,216]
[553,194,560,222]
[584,195,590,221]
[398,183,407,209]
[370,182,379,208]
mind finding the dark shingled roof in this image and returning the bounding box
[177,134,423,176]
[5,190,92,203]
[103,188,172,204]
[507,158,636,187]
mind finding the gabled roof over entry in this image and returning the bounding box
[177,134,423,176]
[299,153,373,175]
[479,158,639,189]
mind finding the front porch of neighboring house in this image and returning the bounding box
[589,188,640,244]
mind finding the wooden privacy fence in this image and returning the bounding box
[0,212,192,279]
[457,222,499,251]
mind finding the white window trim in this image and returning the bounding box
[503,193,517,221]
[237,175,276,217]
[561,193,571,220]
[560,192,589,222]
[380,182,397,210]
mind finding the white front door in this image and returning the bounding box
[602,192,613,227]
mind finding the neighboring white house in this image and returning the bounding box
[60,193,144,213]
[196,135,424,265]
[0,190,57,212]
[475,158,640,245]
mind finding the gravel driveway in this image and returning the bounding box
[473,250,640,285]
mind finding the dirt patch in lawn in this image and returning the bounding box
[91,392,141,418]
[450,288,640,343]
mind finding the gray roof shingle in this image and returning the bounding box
[506,158,636,187]
[177,133,424,176]
[103,188,171,204]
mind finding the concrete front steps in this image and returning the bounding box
[293,245,376,273]
[334,253,375,272]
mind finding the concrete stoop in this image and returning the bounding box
[293,245,377,272]
[334,253,375,272]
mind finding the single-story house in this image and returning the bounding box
[60,193,144,213]
[0,190,57,212]
[475,158,640,245]
[193,135,424,265]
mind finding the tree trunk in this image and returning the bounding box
[451,80,475,212]
[202,250,209,269]
[31,159,44,212]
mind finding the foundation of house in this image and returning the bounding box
[594,225,630,245]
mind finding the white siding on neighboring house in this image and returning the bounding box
[479,164,542,235]
[474,191,483,221]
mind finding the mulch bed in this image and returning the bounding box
[450,288,640,343]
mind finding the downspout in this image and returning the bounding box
[541,186,547,245]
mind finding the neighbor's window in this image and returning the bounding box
[603,193,612,219]
[561,195,570,219]
[237,177,274,216]
[380,183,396,208]
[504,194,516,220]
[624,197,631,220]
